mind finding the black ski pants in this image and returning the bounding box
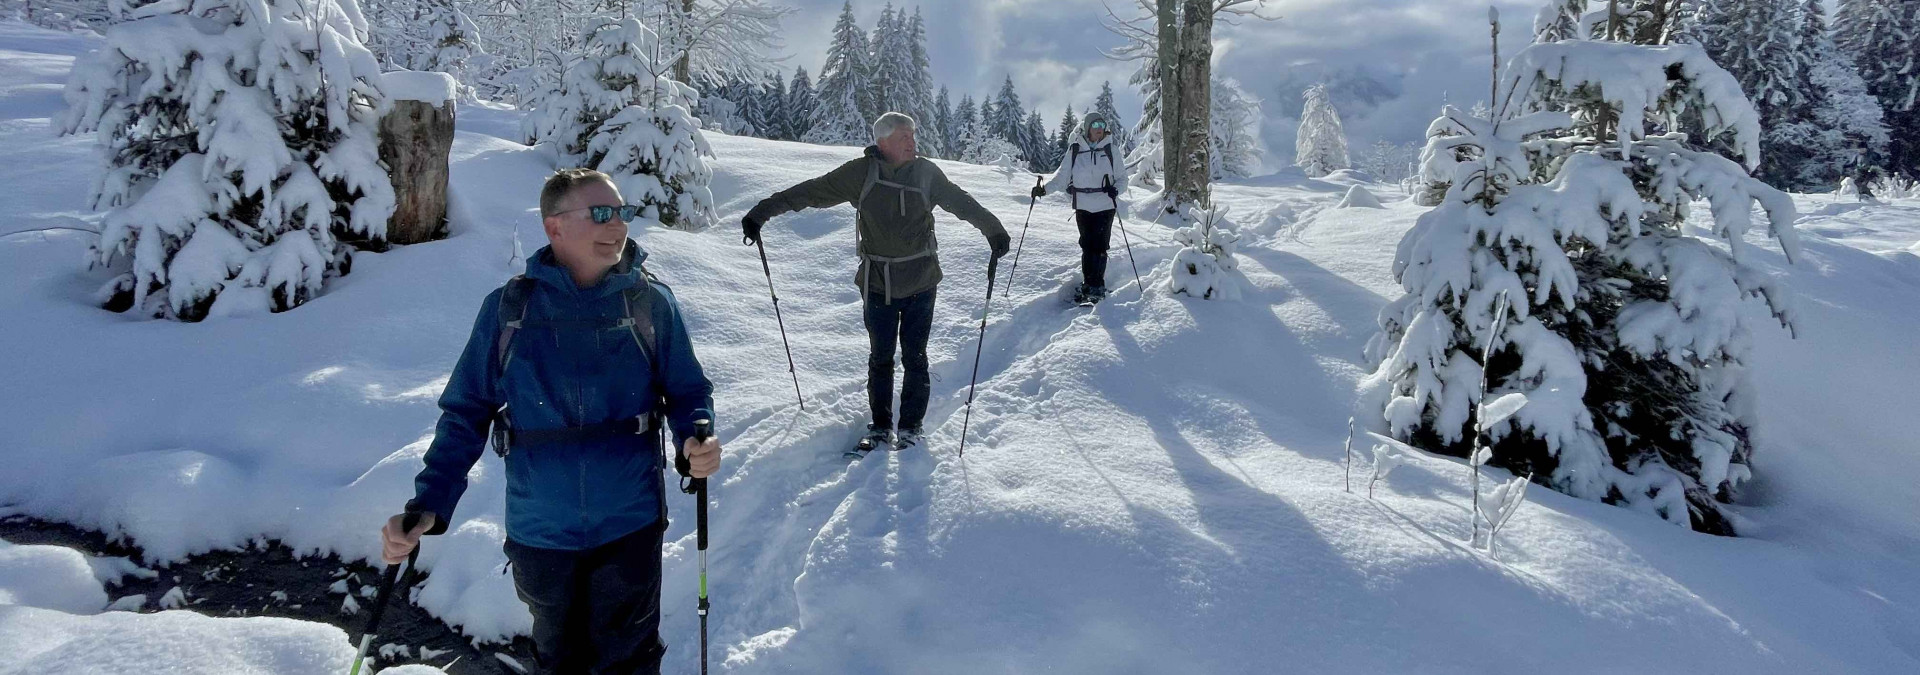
[503,521,667,674]
[1075,208,1116,289]
[863,287,936,432]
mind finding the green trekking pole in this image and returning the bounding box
[348,512,421,675]
[688,419,714,674]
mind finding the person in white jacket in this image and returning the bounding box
[1032,111,1129,305]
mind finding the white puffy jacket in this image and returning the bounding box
[1041,123,1128,214]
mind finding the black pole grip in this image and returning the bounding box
[361,512,422,638]
[692,420,711,552]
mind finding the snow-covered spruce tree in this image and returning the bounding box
[787,66,816,141]
[903,7,941,157]
[1054,104,1079,170]
[1093,80,1134,157]
[987,76,1029,153]
[525,17,715,230]
[411,0,483,97]
[1166,201,1241,300]
[1365,26,1800,535]
[1023,110,1053,172]
[1786,0,1889,187]
[1211,76,1263,179]
[804,0,871,146]
[933,86,957,160]
[1295,83,1349,177]
[1834,0,1919,177]
[62,0,395,321]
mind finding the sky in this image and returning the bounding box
[772,0,1545,173]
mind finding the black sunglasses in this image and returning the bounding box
[554,204,642,224]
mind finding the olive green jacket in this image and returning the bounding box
[747,146,1007,302]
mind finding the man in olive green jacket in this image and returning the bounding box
[742,112,1011,454]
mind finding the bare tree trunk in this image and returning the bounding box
[673,0,695,84]
[1156,0,1183,208]
[1177,0,1213,207]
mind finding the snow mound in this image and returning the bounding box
[0,538,108,614]
[1320,168,1373,184]
[0,605,355,672]
[1336,184,1384,208]
[376,665,451,674]
[380,71,458,104]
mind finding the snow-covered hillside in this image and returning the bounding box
[3,20,1919,674]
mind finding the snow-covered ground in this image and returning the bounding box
[4,19,1919,674]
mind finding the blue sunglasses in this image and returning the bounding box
[555,204,642,224]
[1089,120,1109,130]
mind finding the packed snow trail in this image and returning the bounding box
[5,19,1920,674]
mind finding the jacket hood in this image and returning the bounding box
[1068,112,1117,152]
[525,239,649,297]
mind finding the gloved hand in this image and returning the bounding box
[1102,184,1119,199]
[1030,185,1046,199]
[742,213,765,245]
[989,231,1011,260]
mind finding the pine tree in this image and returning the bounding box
[933,86,958,159]
[1834,0,1919,176]
[806,1,874,146]
[1210,76,1263,179]
[62,0,395,321]
[1794,0,1890,185]
[1689,0,1813,185]
[523,17,678,164]
[1367,5,1799,535]
[1023,109,1052,172]
[1093,80,1133,156]
[953,94,978,160]
[1055,104,1079,170]
[988,75,1027,151]
[415,0,482,89]
[1295,83,1350,176]
[867,3,909,119]
[903,7,941,157]
[761,71,792,141]
[788,66,817,141]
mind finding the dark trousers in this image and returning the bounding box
[863,287,936,431]
[503,522,667,675]
[1076,209,1115,289]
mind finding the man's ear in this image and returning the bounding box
[541,215,561,241]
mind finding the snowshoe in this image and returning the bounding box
[845,425,892,460]
[893,428,924,451]
[1071,283,1106,307]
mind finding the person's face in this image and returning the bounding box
[1089,123,1109,144]
[878,126,917,164]
[542,179,630,274]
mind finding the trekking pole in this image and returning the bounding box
[1113,191,1145,298]
[749,236,805,410]
[957,255,1000,458]
[688,419,714,675]
[1004,175,1042,289]
[348,512,421,675]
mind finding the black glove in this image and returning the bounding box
[988,231,1011,260]
[1030,186,1046,199]
[742,213,764,245]
[1103,184,1119,199]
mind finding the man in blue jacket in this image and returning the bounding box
[380,168,721,674]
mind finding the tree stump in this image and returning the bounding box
[378,71,458,246]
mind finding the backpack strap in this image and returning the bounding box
[496,275,537,377]
[619,273,660,372]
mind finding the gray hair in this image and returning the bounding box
[540,168,615,217]
[872,112,916,142]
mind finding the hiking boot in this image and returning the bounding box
[855,425,893,453]
[893,427,924,451]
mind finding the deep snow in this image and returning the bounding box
[3,19,1920,674]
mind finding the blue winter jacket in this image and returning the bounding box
[407,240,715,551]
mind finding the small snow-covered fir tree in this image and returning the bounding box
[525,17,715,230]
[804,1,872,146]
[62,0,395,321]
[1364,9,1800,535]
[414,0,482,87]
[1166,202,1241,301]
[1295,83,1349,177]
